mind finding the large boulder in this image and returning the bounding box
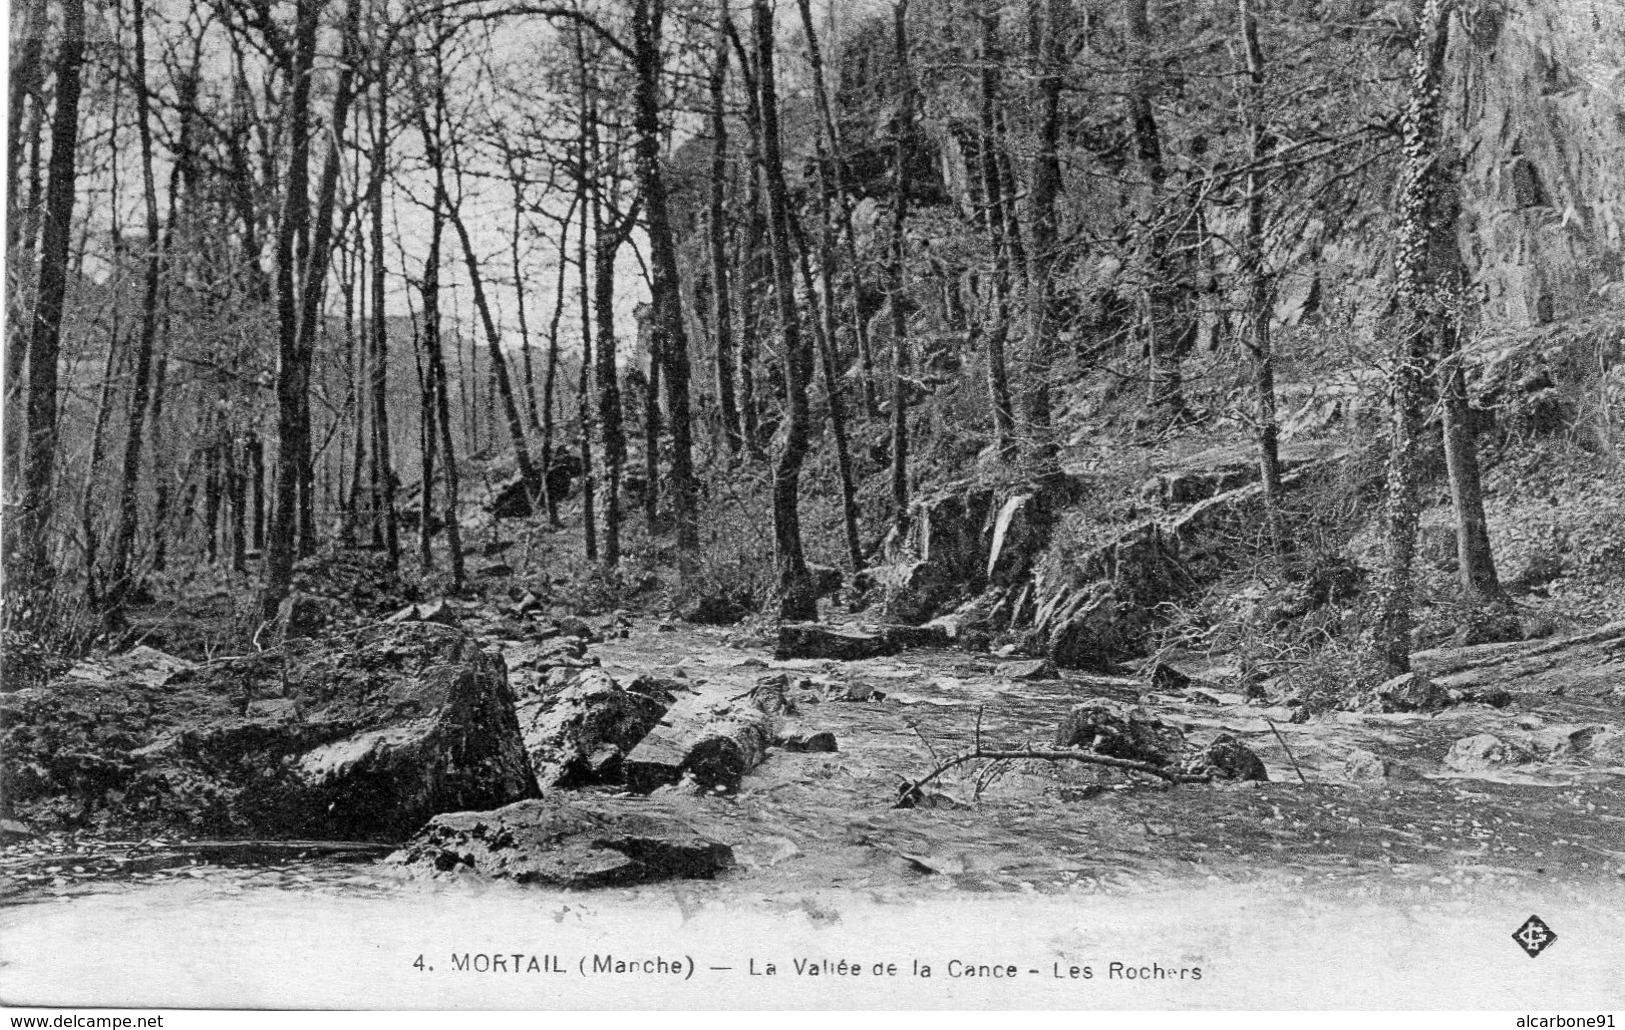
[874,560,956,625]
[387,795,734,887]
[622,696,775,793]
[3,625,538,839]
[1054,698,1185,767]
[1181,734,1268,781]
[516,668,672,790]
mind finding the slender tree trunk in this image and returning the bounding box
[1124,0,1191,422]
[346,234,367,538]
[794,190,864,572]
[228,438,247,573]
[572,23,597,561]
[444,190,541,492]
[754,0,816,618]
[541,196,577,527]
[632,0,700,575]
[418,132,465,591]
[1376,0,1454,675]
[204,437,223,565]
[368,48,401,567]
[577,207,597,562]
[795,0,877,418]
[709,1,742,456]
[1238,0,1286,558]
[887,0,914,533]
[593,206,625,567]
[415,314,437,569]
[643,329,661,529]
[18,0,87,593]
[507,156,542,433]
[1024,0,1064,471]
[731,27,768,461]
[102,0,167,607]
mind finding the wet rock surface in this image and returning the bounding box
[516,668,671,790]
[1054,699,1186,767]
[386,795,733,887]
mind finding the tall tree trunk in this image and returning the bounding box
[754,0,816,618]
[418,106,465,592]
[1238,0,1286,558]
[18,0,87,593]
[572,24,597,561]
[369,48,401,567]
[593,204,625,567]
[1124,0,1190,422]
[976,0,1017,458]
[730,25,768,461]
[632,0,700,575]
[104,0,166,607]
[709,0,742,456]
[887,0,914,534]
[1376,0,1454,675]
[263,0,321,618]
[1024,0,1064,471]
[294,0,363,558]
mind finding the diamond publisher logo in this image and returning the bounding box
[1512,914,1557,958]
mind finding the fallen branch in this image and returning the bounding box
[896,745,1211,807]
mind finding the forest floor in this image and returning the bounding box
[3,420,1622,921]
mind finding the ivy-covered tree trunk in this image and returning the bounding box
[1375,0,1455,675]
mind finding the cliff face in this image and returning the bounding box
[1457,1,1625,327]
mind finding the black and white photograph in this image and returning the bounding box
[0,0,1621,1014]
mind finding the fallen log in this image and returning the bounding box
[776,624,898,661]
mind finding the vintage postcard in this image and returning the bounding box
[2,0,1622,1012]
